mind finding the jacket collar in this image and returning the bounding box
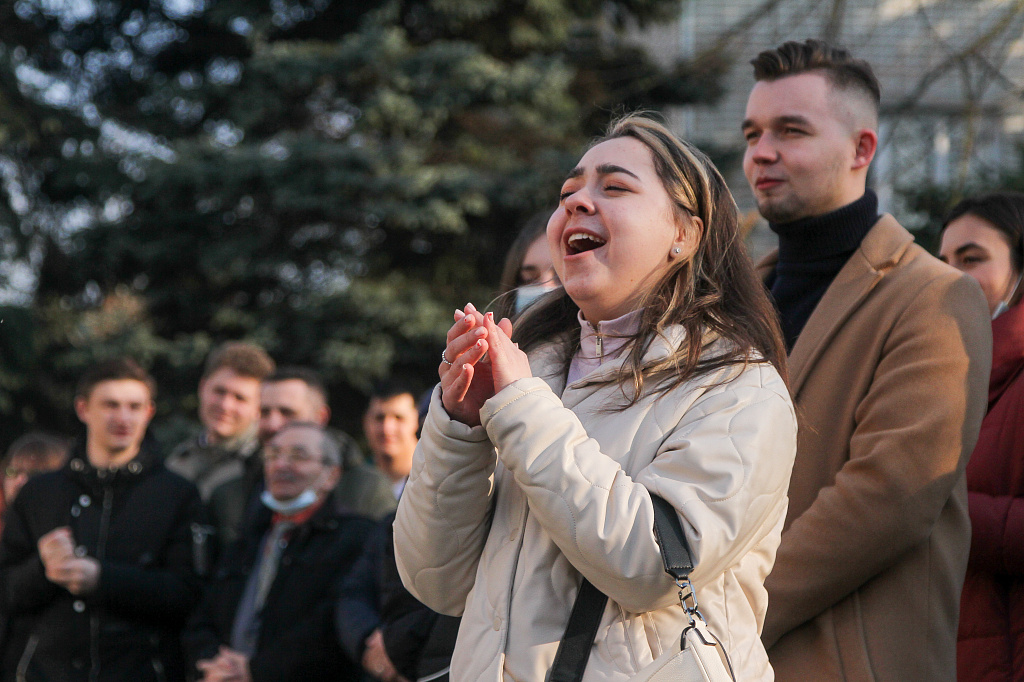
[535,326,691,409]
[64,439,161,491]
[757,214,913,397]
[192,425,261,460]
[989,300,1024,408]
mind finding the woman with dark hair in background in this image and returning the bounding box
[394,114,797,681]
[493,212,560,320]
[939,191,1024,682]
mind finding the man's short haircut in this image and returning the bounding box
[272,421,341,467]
[751,39,881,111]
[367,379,418,405]
[3,432,70,469]
[76,357,157,400]
[265,366,329,405]
[202,341,275,381]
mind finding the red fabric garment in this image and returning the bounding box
[959,301,1024,682]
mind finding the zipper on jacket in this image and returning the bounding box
[191,523,213,577]
[89,482,114,682]
[589,320,604,361]
[15,634,38,682]
[150,634,166,682]
[497,498,530,660]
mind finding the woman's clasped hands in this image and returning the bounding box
[439,303,532,426]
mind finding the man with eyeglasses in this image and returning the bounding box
[184,422,373,682]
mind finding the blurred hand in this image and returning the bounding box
[47,557,101,595]
[38,527,75,569]
[362,629,409,682]
[439,303,513,427]
[197,646,251,682]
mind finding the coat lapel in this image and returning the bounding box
[758,215,916,397]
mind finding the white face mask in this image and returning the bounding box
[992,272,1024,320]
[261,488,317,515]
[515,283,558,313]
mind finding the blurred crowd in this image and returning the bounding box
[0,215,561,682]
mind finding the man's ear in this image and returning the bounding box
[74,396,89,424]
[324,464,341,492]
[852,128,878,170]
[316,405,331,427]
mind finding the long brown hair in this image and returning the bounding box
[512,114,787,404]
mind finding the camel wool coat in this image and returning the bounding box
[394,330,797,681]
[757,215,992,681]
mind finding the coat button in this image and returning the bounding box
[74,545,87,558]
[70,459,85,472]
[492,615,502,631]
[128,462,142,474]
[71,506,81,517]
[73,600,86,613]
[79,495,91,507]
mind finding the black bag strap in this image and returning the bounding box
[549,494,689,682]
[650,494,695,582]
[548,579,608,682]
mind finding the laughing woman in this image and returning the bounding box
[394,115,798,682]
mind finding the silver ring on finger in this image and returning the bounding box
[441,349,453,366]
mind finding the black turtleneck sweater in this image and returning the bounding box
[767,190,880,351]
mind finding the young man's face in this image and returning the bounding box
[363,393,419,482]
[75,379,155,459]
[198,367,262,443]
[742,72,865,224]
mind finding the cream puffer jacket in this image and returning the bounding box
[394,329,797,681]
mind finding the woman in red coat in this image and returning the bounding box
[940,191,1024,681]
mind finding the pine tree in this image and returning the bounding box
[0,0,719,444]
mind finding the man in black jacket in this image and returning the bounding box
[0,357,206,682]
[184,422,372,682]
[337,511,459,682]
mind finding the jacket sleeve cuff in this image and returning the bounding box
[424,384,490,445]
[480,377,557,429]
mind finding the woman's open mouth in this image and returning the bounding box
[566,232,607,255]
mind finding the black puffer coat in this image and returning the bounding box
[0,444,206,682]
[336,512,459,681]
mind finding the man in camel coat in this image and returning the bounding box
[741,39,992,680]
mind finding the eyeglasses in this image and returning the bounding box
[262,447,326,466]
